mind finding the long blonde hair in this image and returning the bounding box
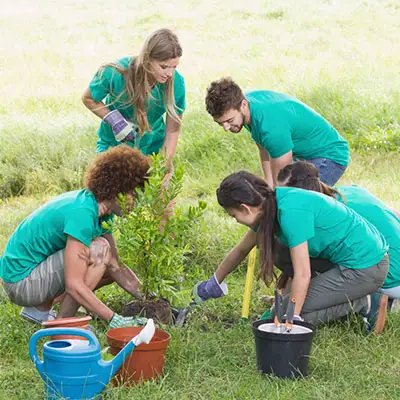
[102,28,183,135]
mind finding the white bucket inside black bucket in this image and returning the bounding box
[257,322,312,335]
[253,319,315,378]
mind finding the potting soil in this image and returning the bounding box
[123,298,172,324]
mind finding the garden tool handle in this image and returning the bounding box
[29,328,99,366]
[274,289,282,326]
[285,297,296,331]
[241,247,257,320]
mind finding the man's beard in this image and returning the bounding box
[230,112,245,133]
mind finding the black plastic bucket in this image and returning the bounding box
[252,319,315,378]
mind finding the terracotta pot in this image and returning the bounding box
[106,326,170,385]
[42,316,92,340]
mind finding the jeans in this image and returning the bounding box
[306,157,347,186]
[380,285,400,299]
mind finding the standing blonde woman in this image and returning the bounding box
[82,28,185,170]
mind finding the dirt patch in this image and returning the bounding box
[122,298,172,324]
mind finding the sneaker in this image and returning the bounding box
[362,293,388,334]
[387,297,394,312]
[20,307,57,324]
[48,309,57,321]
[390,298,400,313]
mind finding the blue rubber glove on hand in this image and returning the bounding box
[109,313,147,328]
[192,274,228,304]
[103,110,137,143]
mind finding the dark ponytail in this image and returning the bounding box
[217,171,278,285]
[258,189,278,284]
[277,161,345,202]
[320,181,345,202]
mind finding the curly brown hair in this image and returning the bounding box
[205,77,245,118]
[84,145,150,202]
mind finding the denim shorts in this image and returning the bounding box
[306,158,347,186]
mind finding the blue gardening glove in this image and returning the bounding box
[192,273,228,304]
[103,110,137,143]
[109,313,148,328]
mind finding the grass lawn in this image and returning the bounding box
[1,0,400,398]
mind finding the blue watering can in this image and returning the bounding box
[29,319,155,400]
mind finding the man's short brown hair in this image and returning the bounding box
[84,145,150,202]
[205,77,245,118]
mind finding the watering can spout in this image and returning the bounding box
[104,319,156,377]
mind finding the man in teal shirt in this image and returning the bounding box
[205,77,349,187]
[0,146,149,328]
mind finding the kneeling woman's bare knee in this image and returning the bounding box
[89,237,111,267]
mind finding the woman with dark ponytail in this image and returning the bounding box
[277,160,400,327]
[193,170,389,333]
[277,161,344,201]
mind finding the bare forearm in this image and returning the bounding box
[269,152,292,187]
[160,141,177,172]
[261,161,274,188]
[162,115,182,170]
[215,246,251,283]
[257,144,273,187]
[270,160,284,187]
[108,262,141,295]
[215,230,257,283]
[82,90,110,119]
[289,274,310,315]
[67,284,114,321]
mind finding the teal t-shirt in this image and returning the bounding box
[0,190,113,283]
[276,187,387,269]
[335,185,400,288]
[244,90,349,166]
[89,57,186,155]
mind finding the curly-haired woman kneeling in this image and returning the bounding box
[0,145,149,328]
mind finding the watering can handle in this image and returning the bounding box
[29,328,99,369]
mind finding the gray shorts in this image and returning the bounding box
[3,250,65,306]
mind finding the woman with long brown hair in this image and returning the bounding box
[193,171,389,333]
[82,28,185,170]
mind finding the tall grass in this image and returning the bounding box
[1,0,400,398]
[1,0,399,199]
